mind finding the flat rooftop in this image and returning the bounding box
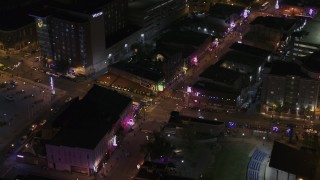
[250,16,297,31]
[128,0,165,11]
[200,65,245,85]
[219,51,266,70]
[300,19,320,45]
[96,72,153,94]
[266,61,310,78]
[110,61,164,83]
[302,51,320,73]
[270,141,318,179]
[192,80,241,97]
[158,30,211,47]
[229,42,271,59]
[209,3,245,19]
[156,44,196,59]
[50,85,132,149]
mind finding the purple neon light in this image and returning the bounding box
[272,126,279,132]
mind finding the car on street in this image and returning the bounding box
[39,119,47,126]
[30,124,37,131]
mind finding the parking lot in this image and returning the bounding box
[0,70,65,153]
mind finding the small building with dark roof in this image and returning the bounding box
[209,3,245,21]
[229,42,272,61]
[46,85,133,175]
[250,16,297,33]
[108,61,165,95]
[156,30,212,61]
[0,3,38,52]
[199,65,249,89]
[261,61,320,116]
[218,51,266,81]
[269,141,318,180]
[245,16,298,51]
[189,64,250,110]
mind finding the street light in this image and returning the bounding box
[141,34,145,44]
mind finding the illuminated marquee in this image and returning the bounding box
[92,12,103,18]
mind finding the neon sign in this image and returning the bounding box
[112,135,117,146]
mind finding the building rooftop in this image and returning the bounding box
[106,24,142,48]
[200,65,245,85]
[158,30,211,48]
[96,72,154,94]
[250,16,297,31]
[128,0,166,11]
[50,85,132,149]
[192,80,241,97]
[302,51,320,73]
[110,61,164,83]
[209,3,245,19]
[269,141,318,179]
[219,51,266,70]
[266,61,310,78]
[229,42,271,59]
[281,0,320,7]
[299,19,320,45]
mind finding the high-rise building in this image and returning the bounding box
[127,0,188,41]
[30,0,128,75]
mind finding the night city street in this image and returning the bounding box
[0,0,320,180]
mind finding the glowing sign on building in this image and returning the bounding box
[192,56,198,65]
[309,9,314,16]
[187,86,192,93]
[243,10,250,18]
[127,119,134,126]
[112,135,117,147]
[92,12,103,18]
[157,84,164,92]
[50,77,55,95]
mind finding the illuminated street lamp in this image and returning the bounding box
[275,0,279,10]
[141,34,145,44]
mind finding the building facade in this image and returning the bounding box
[261,61,320,118]
[31,0,128,75]
[128,0,188,41]
[46,85,133,175]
